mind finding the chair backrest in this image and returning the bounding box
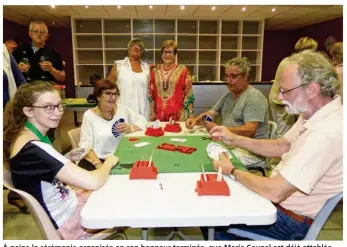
[268,121,278,139]
[3,170,62,240]
[67,127,81,149]
[304,192,343,240]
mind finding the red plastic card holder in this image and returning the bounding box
[195,174,230,196]
[176,145,197,154]
[129,160,158,180]
[145,127,164,137]
[128,137,140,142]
[157,143,177,151]
[164,123,182,133]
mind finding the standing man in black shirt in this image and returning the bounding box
[13,20,66,142]
[13,20,66,83]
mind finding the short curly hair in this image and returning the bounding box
[224,57,251,77]
[93,79,120,98]
[330,42,343,64]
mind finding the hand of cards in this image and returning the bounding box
[202,114,213,122]
[112,118,125,137]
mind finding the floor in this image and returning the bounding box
[3,111,343,240]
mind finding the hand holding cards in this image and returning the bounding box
[153,119,160,129]
[202,114,213,122]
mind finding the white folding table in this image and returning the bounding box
[81,173,277,240]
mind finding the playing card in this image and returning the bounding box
[153,119,160,129]
[206,142,231,160]
[112,122,120,137]
[170,138,187,142]
[78,139,91,159]
[202,114,213,122]
[134,142,151,147]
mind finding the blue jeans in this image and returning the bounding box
[202,207,310,240]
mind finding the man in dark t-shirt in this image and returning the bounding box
[13,20,66,84]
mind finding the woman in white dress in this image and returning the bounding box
[108,38,150,120]
[78,79,147,171]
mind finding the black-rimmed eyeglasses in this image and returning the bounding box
[279,84,308,96]
[31,103,66,114]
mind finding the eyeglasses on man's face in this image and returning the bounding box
[31,103,66,114]
[224,73,242,81]
[279,84,308,96]
[103,91,119,98]
[30,29,48,35]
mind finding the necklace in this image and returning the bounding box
[163,63,175,71]
[160,64,177,92]
[97,106,115,121]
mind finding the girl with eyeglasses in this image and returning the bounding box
[3,82,121,239]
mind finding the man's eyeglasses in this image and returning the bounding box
[224,73,242,80]
[30,29,48,35]
[279,84,308,96]
[31,103,66,114]
[103,92,119,98]
[163,51,175,56]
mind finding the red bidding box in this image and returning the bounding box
[195,174,230,196]
[157,143,176,152]
[130,160,158,180]
[145,127,164,137]
[164,123,182,133]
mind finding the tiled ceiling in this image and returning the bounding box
[3,5,343,30]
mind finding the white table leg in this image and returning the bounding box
[208,227,215,240]
[142,228,148,240]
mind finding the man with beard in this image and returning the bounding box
[186,57,268,167]
[205,50,342,240]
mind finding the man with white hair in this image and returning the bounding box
[13,20,65,83]
[206,50,342,240]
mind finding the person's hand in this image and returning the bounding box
[150,112,156,121]
[185,118,197,129]
[212,153,235,175]
[150,63,156,71]
[209,126,238,146]
[203,121,217,131]
[40,61,53,72]
[104,155,119,168]
[117,123,132,133]
[18,62,30,73]
[65,147,85,161]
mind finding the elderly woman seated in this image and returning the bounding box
[78,78,147,170]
